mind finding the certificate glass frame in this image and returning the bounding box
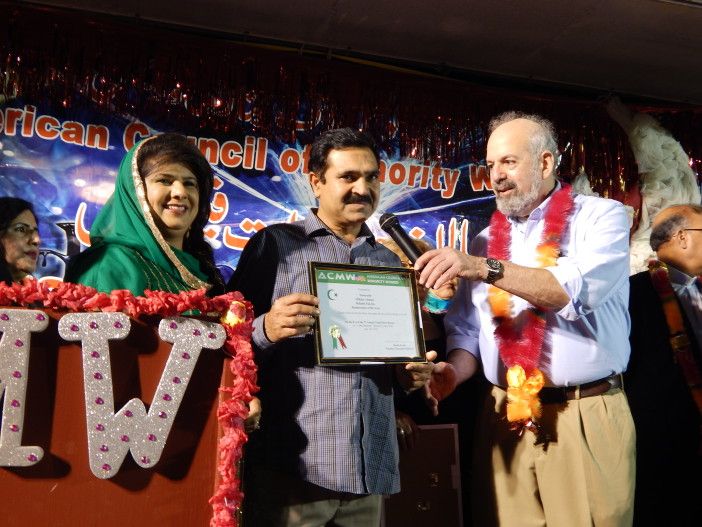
[309,262,426,365]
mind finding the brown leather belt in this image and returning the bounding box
[539,373,623,404]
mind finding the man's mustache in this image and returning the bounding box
[344,194,373,205]
[493,181,515,192]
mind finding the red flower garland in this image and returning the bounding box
[0,279,257,527]
[487,185,574,426]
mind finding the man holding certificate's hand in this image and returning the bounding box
[416,112,635,526]
[227,128,437,526]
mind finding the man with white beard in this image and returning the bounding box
[416,112,635,526]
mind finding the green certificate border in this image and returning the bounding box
[308,261,427,365]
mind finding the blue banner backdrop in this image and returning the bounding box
[0,97,494,284]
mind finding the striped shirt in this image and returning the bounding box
[228,211,402,495]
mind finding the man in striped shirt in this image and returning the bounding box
[228,128,436,526]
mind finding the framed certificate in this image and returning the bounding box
[309,262,426,365]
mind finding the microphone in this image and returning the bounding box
[379,213,423,264]
[379,212,454,314]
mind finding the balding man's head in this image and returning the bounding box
[486,112,559,218]
[650,204,702,275]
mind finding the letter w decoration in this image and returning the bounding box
[58,313,225,479]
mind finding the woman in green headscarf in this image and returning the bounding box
[65,133,224,296]
[66,133,261,433]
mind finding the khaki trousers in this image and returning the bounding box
[472,385,635,527]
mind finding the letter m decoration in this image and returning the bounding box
[0,310,48,467]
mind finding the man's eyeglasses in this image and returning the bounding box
[3,223,40,239]
[683,228,702,232]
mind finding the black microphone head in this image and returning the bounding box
[378,212,423,263]
[379,212,399,231]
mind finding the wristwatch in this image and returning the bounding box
[484,258,504,284]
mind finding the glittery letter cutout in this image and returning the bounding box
[0,309,49,467]
[58,313,226,479]
[57,312,130,478]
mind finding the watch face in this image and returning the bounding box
[485,258,503,283]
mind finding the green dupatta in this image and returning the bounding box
[65,138,211,295]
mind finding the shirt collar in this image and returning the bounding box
[667,264,699,290]
[303,209,376,245]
